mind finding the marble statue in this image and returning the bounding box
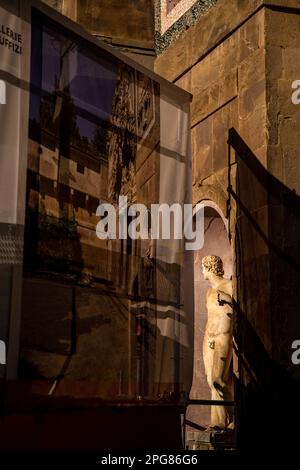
[202,255,234,429]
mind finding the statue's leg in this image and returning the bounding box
[203,332,213,389]
[212,334,232,390]
[211,334,233,428]
[203,333,217,427]
[217,335,234,427]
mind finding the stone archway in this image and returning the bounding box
[187,200,232,433]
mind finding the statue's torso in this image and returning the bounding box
[205,280,233,338]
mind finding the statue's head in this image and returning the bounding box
[202,255,224,279]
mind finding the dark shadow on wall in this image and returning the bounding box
[228,128,300,452]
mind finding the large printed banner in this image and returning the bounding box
[0,1,30,379]
[0,3,27,225]
[0,1,194,398]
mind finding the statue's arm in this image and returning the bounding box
[220,279,232,296]
[217,280,233,306]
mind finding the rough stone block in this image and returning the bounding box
[217,34,238,79]
[238,105,267,157]
[266,46,283,80]
[230,97,239,133]
[239,9,264,63]
[212,105,231,172]
[176,70,192,94]
[191,52,220,96]
[282,48,300,80]
[238,48,265,91]
[266,9,300,49]
[239,78,266,121]
[155,38,192,82]
[277,78,300,119]
[191,91,209,126]
[192,116,213,184]
[191,69,237,126]
[265,80,279,146]
[192,175,228,214]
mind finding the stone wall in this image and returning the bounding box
[42,0,156,68]
[77,0,154,45]
[155,0,300,450]
[265,4,300,383]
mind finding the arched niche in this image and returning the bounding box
[187,200,232,431]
